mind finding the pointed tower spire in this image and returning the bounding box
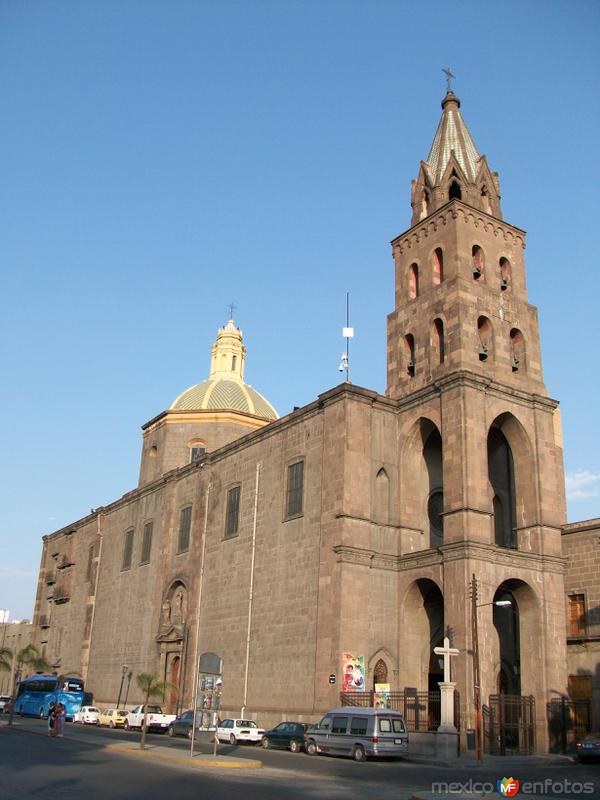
[410,90,502,225]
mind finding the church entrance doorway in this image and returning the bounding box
[168,655,180,714]
[493,586,520,695]
[400,578,444,692]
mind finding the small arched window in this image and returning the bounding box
[432,248,444,285]
[232,355,237,370]
[374,468,390,523]
[472,245,485,280]
[500,257,511,291]
[188,438,207,463]
[403,334,416,377]
[510,328,525,372]
[449,180,462,200]
[409,263,419,299]
[432,318,445,365]
[477,316,492,361]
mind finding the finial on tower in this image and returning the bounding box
[227,301,237,321]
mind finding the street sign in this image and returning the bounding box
[328,674,336,685]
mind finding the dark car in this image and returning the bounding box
[576,733,600,761]
[168,709,202,739]
[261,721,311,752]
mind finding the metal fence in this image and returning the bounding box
[483,694,536,755]
[340,690,460,732]
[547,697,592,753]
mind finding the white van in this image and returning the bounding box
[305,707,408,762]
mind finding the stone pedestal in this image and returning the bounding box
[438,680,457,733]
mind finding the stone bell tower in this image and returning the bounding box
[389,88,568,751]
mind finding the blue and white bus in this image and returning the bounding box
[14,674,85,719]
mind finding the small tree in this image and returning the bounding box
[0,647,11,674]
[135,672,177,750]
[7,644,51,727]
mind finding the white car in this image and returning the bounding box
[0,695,11,713]
[72,706,100,724]
[216,718,265,744]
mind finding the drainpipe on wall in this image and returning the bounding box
[241,461,261,717]
[190,482,211,754]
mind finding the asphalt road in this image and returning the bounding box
[1,717,599,800]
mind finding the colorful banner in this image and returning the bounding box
[374,682,390,709]
[342,653,365,692]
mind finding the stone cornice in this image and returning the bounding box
[440,540,565,573]
[562,518,600,535]
[391,200,526,254]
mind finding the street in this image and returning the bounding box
[1,717,599,799]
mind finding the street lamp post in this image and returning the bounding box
[123,671,133,708]
[116,664,129,709]
[470,574,511,761]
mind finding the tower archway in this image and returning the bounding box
[399,578,444,691]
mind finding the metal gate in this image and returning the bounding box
[547,697,592,753]
[484,694,536,755]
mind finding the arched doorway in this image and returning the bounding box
[400,578,444,691]
[493,587,520,695]
[373,658,388,690]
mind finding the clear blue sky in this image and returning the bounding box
[2,0,599,620]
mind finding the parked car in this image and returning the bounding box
[216,718,265,744]
[304,707,408,762]
[261,722,311,752]
[168,709,202,739]
[72,706,100,725]
[0,695,12,714]
[124,705,177,732]
[98,708,128,728]
[575,733,600,761]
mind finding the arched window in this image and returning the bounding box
[403,334,415,377]
[409,263,419,299]
[232,355,237,370]
[432,248,444,285]
[188,439,207,463]
[423,428,443,548]
[472,245,485,280]
[488,428,517,549]
[510,328,525,372]
[477,316,492,361]
[449,180,462,200]
[374,468,390,523]
[500,257,511,291]
[432,318,445,364]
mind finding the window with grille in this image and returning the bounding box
[225,486,241,538]
[178,506,192,553]
[190,447,206,463]
[568,594,586,636]
[286,460,304,518]
[140,522,153,565]
[122,530,134,570]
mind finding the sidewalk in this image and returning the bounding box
[0,718,262,770]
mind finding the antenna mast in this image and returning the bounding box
[340,291,354,383]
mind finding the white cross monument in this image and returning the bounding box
[433,636,460,733]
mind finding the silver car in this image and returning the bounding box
[305,707,408,762]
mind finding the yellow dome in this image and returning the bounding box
[169,319,278,421]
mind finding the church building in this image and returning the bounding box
[31,88,568,751]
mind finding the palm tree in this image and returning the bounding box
[7,644,52,727]
[0,647,11,674]
[135,672,177,750]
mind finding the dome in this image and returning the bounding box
[170,378,278,420]
[168,318,278,421]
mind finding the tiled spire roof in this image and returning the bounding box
[425,92,481,184]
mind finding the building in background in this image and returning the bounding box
[0,618,33,696]
[30,89,569,752]
[562,518,600,731]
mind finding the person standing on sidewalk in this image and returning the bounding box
[47,702,56,737]
[55,702,65,737]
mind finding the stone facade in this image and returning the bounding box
[30,90,569,751]
[562,518,600,729]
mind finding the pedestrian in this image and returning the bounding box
[47,702,56,737]
[55,702,65,737]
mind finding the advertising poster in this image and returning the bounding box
[342,653,365,692]
[374,682,390,709]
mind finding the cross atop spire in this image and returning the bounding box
[227,301,237,321]
[442,67,455,92]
